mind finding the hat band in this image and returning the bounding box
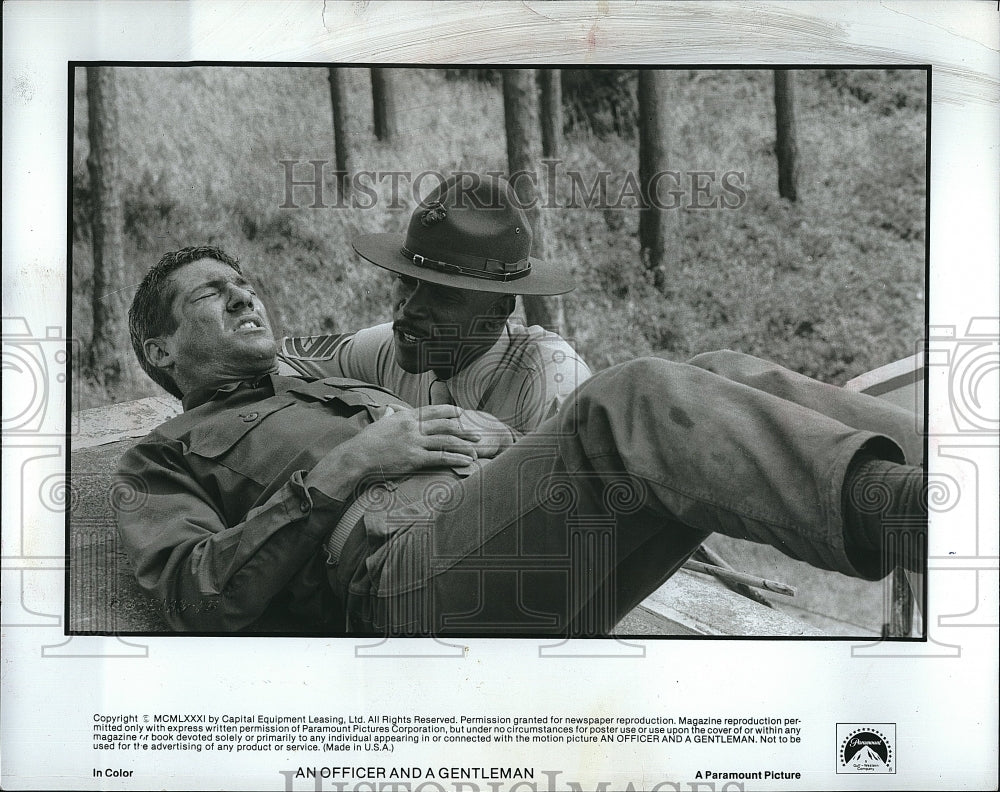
[400,247,531,283]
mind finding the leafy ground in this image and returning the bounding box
[72,66,925,407]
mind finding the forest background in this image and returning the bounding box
[71,66,926,409]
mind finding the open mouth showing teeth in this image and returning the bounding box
[236,319,261,330]
[396,328,423,344]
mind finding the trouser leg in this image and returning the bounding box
[348,357,906,635]
[341,441,707,636]
[687,350,923,464]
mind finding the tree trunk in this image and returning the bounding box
[637,70,672,291]
[327,67,349,196]
[86,66,135,396]
[537,69,562,159]
[371,68,398,142]
[773,69,799,201]
[502,69,564,333]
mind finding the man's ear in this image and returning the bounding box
[142,336,174,372]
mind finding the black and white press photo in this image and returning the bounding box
[4,4,998,792]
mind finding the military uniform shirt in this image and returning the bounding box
[278,321,591,435]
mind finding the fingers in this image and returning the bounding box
[415,404,463,420]
[420,420,481,442]
[420,433,478,459]
[374,407,482,467]
[437,451,479,467]
[412,444,476,469]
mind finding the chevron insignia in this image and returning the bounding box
[281,333,355,360]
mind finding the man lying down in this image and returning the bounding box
[115,185,925,635]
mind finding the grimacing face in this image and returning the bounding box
[146,258,278,392]
[390,274,510,378]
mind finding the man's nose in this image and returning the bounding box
[398,283,430,319]
[226,284,255,311]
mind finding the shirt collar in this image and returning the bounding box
[182,371,283,411]
[445,322,512,407]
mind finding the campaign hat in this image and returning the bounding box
[352,174,575,295]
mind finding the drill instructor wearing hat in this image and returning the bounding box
[278,174,591,441]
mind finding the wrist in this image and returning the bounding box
[304,442,371,503]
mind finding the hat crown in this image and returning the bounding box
[351,171,574,295]
[404,176,532,271]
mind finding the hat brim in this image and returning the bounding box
[352,233,576,296]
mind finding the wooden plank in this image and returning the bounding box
[844,352,924,416]
[613,604,692,636]
[74,395,181,449]
[628,570,825,636]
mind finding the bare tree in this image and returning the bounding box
[537,69,562,159]
[371,68,399,142]
[502,69,564,332]
[773,69,799,201]
[327,67,350,197]
[637,70,673,291]
[85,66,135,396]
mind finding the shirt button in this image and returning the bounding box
[241,412,259,422]
[299,500,310,513]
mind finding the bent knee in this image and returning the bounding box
[579,357,679,404]
[687,349,742,374]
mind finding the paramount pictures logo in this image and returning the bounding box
[836,724,896,774]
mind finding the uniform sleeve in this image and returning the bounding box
[115,438,348,631]
[510,337,593,434]
[278,324,394,384]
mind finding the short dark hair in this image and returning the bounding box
[128,246,241,398]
